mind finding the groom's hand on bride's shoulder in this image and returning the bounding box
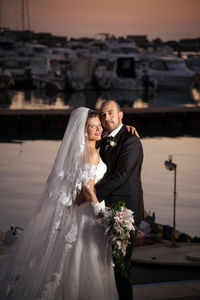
[125,125,140,138]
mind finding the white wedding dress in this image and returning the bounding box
[53,158,118,300]
[0,107,119,300]
[0,158,118,300]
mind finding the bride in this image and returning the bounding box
[0,107,119,300]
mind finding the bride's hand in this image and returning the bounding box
[125,125,140,138]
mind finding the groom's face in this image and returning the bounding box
[100,102,123,133]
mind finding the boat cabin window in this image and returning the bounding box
[110,48,120,53]
[165,61,187,71]
[150,60,166,70]
[5,60,29,68]
[117,58,136,78]
[33,47,49,55]
[120,47,139,54]
[96,58,108,67]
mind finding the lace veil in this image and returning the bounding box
[1,107,96,299]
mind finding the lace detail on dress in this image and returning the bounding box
[48,163,98,209]
[76,164,97,188]
[64,223,78,250]
[35,272,62,300]
[3,158,109,300]
[35,224,78,300]
[35,162,105,300]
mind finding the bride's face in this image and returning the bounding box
[86,117,103,141]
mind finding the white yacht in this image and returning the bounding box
[0,56,32,86]
[24,43,51,57]
[147,56,195,89]
[93,53,143,90]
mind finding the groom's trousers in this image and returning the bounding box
[114,234,135,300]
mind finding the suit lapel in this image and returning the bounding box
[100,125,126,168]
[112,125,126,144]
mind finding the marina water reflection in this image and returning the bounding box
[0,87,200,240]
[0,137,200,238]
[0,87,200,110]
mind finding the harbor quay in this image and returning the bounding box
[132,279,200,300]
[0,106,200,139]
[131,242,200,299]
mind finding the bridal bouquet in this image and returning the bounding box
[105,202,136,277]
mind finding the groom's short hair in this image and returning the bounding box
[100,100,121,112]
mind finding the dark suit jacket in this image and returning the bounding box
[95,125,144,225]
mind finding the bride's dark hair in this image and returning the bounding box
[87,109,100,120]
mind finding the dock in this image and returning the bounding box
[0,106,200,134]
[133,279,200,300]
[132,242,200,299]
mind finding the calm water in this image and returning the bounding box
[0,137,199,237]
[0,87,200,109]
[0,86,200,237]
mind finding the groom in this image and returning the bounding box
[95,100,144,300]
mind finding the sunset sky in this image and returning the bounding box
[2,0,200,41]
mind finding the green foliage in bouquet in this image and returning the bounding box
[106,201,137,278]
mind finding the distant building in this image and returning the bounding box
[164,38,200,52]
[0,29,67,47]
[0,29,34,42]
[126,35,149,46]
[35,32,67,47]
[179,38,200,51]
[70,37,94,44]
[164,40,183,51]
[152,38,163,47]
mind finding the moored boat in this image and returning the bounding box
[146,56,196,89]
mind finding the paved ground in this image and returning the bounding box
[132,243,200,267]
[133,280,200,300]
[132,243,200,299]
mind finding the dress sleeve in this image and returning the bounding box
[90,201,109,226]
[76,164,97,189]
[90,200,106,216]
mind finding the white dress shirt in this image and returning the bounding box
[108,123,123,138]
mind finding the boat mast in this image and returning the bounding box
[21,0,24,30]
[21,0,31,30]
[0,0,2,29]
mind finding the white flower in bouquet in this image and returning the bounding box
[105,201,137,278]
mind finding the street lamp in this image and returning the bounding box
[164,155,177,247]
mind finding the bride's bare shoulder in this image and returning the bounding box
[89,148,100,166]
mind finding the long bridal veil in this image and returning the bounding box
[0,107,94,300]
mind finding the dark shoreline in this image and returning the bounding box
[1,106,200,141]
